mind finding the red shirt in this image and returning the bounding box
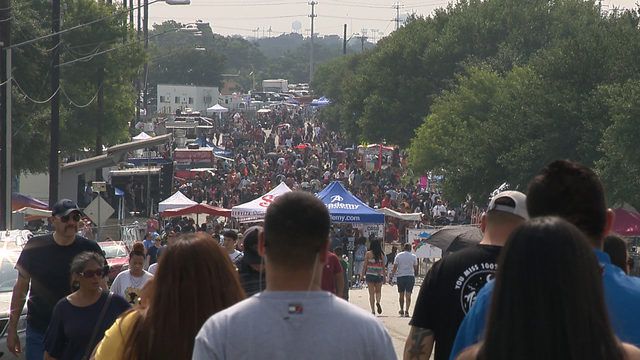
[320,252,343,294]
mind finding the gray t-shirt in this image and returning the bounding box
[193,291,397,360]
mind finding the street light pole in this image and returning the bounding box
[4,48,11,228]
[0,0,11,229]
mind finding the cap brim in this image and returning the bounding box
[55,208,82,217]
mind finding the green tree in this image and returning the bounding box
[596,80,640,209]
[11,0,145,173]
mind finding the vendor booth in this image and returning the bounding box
[612,207,640,237]
[231,182,292,222]
[316,181,384,224]
[158,191,197,213]
[161,203,231,218]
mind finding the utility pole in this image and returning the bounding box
[253,27,260,41]
[96,70,104,181]
[370,28,378,42]
[0,0,11,228]
[143,0,149,119]
[359,34,367,52]
[309,1,317,83]
[135,0,141,124]
[343,24,347,55]
[268,26,272,38]
[393,2,403,31]
[129,0,134,29]
[49,0,61,206]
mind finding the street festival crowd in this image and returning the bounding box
[7,103,640,360]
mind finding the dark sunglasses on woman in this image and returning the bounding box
[78,268,106,278]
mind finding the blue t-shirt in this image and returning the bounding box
[44,292,130,360]
[449,250,640,359]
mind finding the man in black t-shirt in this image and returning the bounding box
[404,191,528,360]
[7,199,102,359]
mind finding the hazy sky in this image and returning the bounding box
[148,0,639,39]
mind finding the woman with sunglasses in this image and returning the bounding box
[92,232,245,359]
[44,252,130,360]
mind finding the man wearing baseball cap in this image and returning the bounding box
[7,199,102,359]
[404,191,528,360]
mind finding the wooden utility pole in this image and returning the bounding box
[49,0,61,206]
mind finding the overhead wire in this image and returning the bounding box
[60,84,102,108]
[12,78,61,104]
[11,0,162,49]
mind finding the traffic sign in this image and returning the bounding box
[84,195,115,226]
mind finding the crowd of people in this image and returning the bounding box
[166,105,465,243]
[6,158,640,360]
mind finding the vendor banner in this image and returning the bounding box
[407,228,442,259]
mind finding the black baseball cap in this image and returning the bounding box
[51,199,81,217]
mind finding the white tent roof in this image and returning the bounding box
[132,132,152,140]
[158,191,197,212]
[378,207,423,221]
[231,182,291,221]
[207,104,229,113]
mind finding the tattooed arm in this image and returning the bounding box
[403,326,434,360]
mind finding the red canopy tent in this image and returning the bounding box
[161,203,231,218]
[612,208,640,237]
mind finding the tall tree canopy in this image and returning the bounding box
[11,0,144,174]
[315,0,640,208]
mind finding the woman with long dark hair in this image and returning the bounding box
[457,217,640,360]
[92,232,245,359]
[361,239,386,315]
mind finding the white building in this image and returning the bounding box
[156,84,220,115]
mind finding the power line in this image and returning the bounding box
[189,1,303,6]
[60,84,102,108]
[12,79,61,104]
[10,0,162,49]
[320,14,394,22]
[56,26,184,67]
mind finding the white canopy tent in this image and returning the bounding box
[207,104,229,120]
[158,191,197,212]
[132,132,152,140]
[378,208,423,221]
[231,182,291,222]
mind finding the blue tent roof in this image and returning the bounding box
[316,181,384,224]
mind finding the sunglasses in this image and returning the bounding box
[78,268,106,278]
[60,213,81,223]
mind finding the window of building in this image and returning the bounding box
[203,96,212,104]
[188,97,194,104]
[175,96,180,103]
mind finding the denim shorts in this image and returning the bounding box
[365,274,383,284]
[396,276,415,293]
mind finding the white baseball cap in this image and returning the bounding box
[487,191,529,220]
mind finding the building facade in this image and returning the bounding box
[156,84,220,114]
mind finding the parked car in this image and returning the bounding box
[0,246,27,359]
[98,241,130,284]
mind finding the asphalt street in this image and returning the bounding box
[348,282,435,360]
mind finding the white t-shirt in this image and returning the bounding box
[193,291,396,360]
[148,263,158,275]
[229,250,243,264]
[394,251,418,277]
[110,270,153,305]
[432,204,447,217]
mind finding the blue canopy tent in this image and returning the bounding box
[316,181,384,224]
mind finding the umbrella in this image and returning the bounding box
[426,225,482,253]
[266,152,280,159]
[257,108,272,114]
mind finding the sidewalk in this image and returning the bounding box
[348,282,433,359]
